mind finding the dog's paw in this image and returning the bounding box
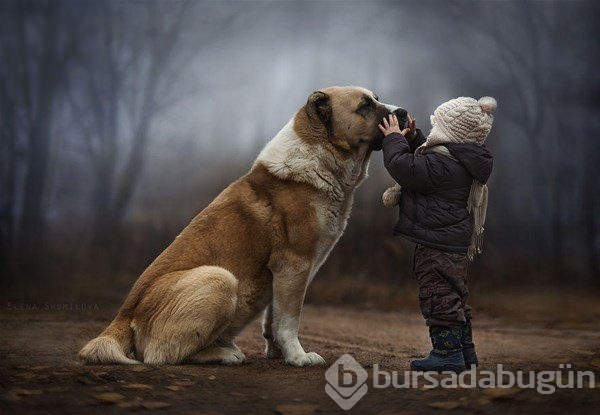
[188,346,246,365]
[285,351,326,367]
[222,349,246,365]
[382,184,402,207]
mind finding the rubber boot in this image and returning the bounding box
[411,325,466,372]
[461,318,478,368]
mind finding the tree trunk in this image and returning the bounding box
[582,119,600,284]
[17,5,63,271]
[0,88,18,277]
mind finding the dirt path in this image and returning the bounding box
[1,305,599,414]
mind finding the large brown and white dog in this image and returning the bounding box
[79,86,403,366]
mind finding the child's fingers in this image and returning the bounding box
[401,127,411,136]
[392,114,399,127]
[383,117,390,128]
[378,124,386,134]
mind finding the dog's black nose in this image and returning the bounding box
[393,108,408,128]
[393,108,407,118]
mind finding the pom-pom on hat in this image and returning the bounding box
[429,96,497,145]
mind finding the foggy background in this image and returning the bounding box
[1,0,599,306]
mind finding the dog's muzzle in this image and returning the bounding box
[383,104,408,127]
[370,105,408,151]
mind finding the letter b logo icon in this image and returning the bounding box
[325,354,368,410]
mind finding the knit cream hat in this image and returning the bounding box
[428,96,497,146]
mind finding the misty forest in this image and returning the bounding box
[1,0,599,299]
[2,2,600,414]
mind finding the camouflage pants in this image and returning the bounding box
[413,244,471,326]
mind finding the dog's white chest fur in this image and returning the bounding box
[256,117,367,282]
[309,196,354,282]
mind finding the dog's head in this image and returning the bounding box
[302,86,407,152]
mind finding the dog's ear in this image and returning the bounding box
[306,91,332,134]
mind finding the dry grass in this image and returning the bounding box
[307,277,600,328]
[473,289,600,327]
[307,276,420,311]
[4,271,600,329]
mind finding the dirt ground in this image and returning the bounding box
[1,301,600,415]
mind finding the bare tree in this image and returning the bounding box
[437,2,574,273]
[63,2,249,268]
[0,1,80,274]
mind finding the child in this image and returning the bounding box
[378,97,496,372]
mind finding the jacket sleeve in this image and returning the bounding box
[406,128,426,153]
[382,132,435,190]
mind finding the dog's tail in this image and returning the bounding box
[79,315,140,364]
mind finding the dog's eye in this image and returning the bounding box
[356,101,375,117]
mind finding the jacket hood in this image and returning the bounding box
[445,143,493,184]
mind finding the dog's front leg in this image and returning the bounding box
[270,254,325,367]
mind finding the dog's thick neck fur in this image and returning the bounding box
[254,115,370,202]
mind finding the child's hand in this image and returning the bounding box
[378,114,412,137]
[405,115,417,140]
